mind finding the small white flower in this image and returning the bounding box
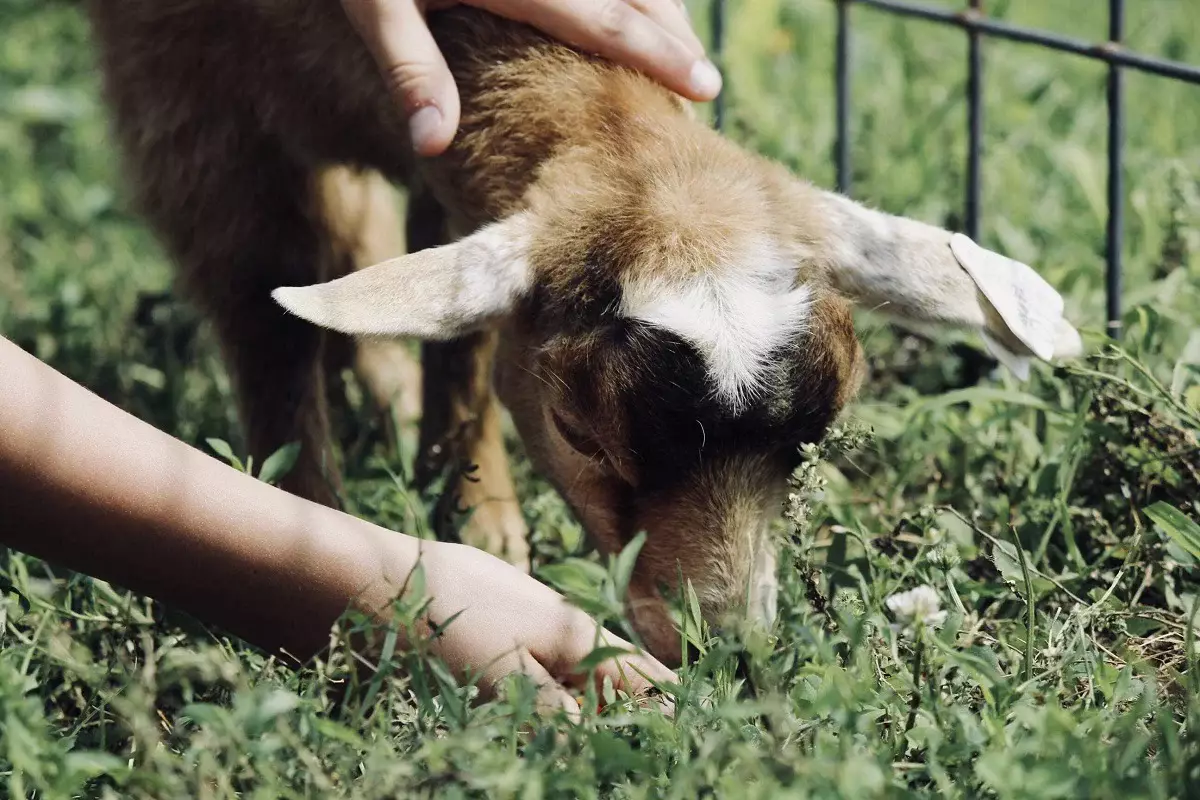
[885,585,948,633]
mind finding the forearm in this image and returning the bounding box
[0,335,420,660]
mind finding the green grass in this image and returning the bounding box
[3,0,1200,796]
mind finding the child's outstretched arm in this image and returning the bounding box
[0,334,672,715]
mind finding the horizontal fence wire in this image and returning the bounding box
[708,0,1200,340]
[854,0,1200,84]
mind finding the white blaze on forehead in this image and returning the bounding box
[619,237,811,412]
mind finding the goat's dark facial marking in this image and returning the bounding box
[544,318,847,494]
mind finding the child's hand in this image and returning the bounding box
[400,540,676,717]
[340,0,722,156]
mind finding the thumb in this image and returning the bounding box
[341,0,462,156]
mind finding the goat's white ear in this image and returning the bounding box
[272,213,532,341]
[813,190,1084,377]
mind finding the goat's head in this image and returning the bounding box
[273,133,1082,664]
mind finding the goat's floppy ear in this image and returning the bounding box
[272,213,532,341]
[812,190,1084,379]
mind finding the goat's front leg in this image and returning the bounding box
[417,330,530,570]
[315,166,423,427]
[406,193,529,570]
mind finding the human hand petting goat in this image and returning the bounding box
[340,0,722,155]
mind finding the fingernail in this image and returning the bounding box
[689,60,722,99]
[408,105,443,155]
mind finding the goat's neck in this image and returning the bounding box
[420,9,694,232]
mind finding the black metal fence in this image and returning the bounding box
[709,0,1200,339]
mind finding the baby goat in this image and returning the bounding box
[88,4,1082,662]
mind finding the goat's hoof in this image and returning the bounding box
[460,498,531,572]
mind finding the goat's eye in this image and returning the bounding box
[551,411,605,460]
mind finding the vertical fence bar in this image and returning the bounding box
[1106,0,1125,338]
[965,0,983,240]
[711,0,726,132]
[835,0,852,193]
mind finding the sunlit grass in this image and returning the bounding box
[2,0,1200,795]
